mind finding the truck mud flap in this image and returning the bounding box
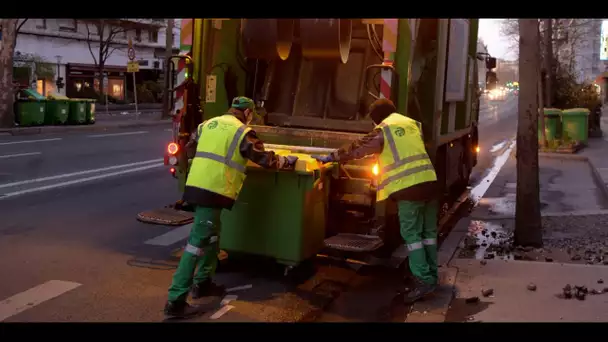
[137,208,194,226]
[324,233,384,253]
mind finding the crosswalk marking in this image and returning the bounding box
[0,280,81,321]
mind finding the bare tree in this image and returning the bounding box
[515,19,543,247]
[83,19,133,100]
[0,19,20,127]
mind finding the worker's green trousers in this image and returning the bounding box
[397,200,439,285]
[167,206,222,302]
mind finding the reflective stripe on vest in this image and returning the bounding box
[376,113,437,200]
[194,124,248,173]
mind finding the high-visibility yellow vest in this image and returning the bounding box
[376,113,437,201]
[186,114,252,200]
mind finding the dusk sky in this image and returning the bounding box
[478,19,516,60]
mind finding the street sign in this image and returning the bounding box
[102,74,109,92]
[128,48,136,61]
[127,61,140,73]
[128,38,133,49]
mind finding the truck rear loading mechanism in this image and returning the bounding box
[138,18,497,272]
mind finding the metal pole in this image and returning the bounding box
[162,19,174,119]
[133,71,139,119]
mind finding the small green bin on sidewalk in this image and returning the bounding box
[79,99,96,124]
[68,98,87,124]
[539,108,562,143]
[561,108,590,145]
[15,89,46,127]
[44,93,70,125]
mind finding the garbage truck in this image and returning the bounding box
[138,18,496,270]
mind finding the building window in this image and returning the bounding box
[58,19,77,32]
[149,29,158,43]
[36,19,46,30]
[135,29,142,42]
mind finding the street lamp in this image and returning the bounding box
[55,55,64,91]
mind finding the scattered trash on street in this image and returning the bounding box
[226,284,253,293]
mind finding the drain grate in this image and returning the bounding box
[137,208,194,226]
[324,233,384,252]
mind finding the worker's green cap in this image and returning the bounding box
[231,96,261,116]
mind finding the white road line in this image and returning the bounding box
[470,138,516,203]
[0,138,62,146]
[164,129,173,132]
[0,152,41,159]
[87,131,148,138]
[0,159,162,189]
[0,280,81,322]
[210,305,235,320]
[144,223,193,246]
[0,163,164,200]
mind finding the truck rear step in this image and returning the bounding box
[137,208,194,226]
[323,233,384,253]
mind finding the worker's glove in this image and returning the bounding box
[281,155,299,170]
[311,154,334,164]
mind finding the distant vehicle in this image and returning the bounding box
[487,87,507,101]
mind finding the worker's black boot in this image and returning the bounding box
[191,279,226,299]
[403,278,437,304]
[163,300,200,318]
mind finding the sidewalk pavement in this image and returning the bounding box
[407,121,608,322]
[0,117,172,136]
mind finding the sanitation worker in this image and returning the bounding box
[164,96,299,318]
[312,98,439,304]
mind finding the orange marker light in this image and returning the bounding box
[372,163,379,176]
[167,143,179,155]
[170,167,176,173]
[475,146,480,153]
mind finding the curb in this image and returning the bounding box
[0,120,172,136]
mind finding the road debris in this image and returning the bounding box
[480,260,487,266]
[544,257,553,262]
[221,295,238,306]
[481,288,494,297]
[598,279,604,284]
[527,283,537,291]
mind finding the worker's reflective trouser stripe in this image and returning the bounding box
[185,243,203,256]
[376,122,434,191]
[195,125,247,173]
[422,238,436,246]
[407,241,424,251]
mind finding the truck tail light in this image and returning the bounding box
[167,142,179,155]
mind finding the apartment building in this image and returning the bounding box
[14,19,180,101]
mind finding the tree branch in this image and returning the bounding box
[85,23,98,66]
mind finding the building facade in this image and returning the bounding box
[14,19,180,101]
[495,58,518,85]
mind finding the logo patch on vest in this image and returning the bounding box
[394,127,405,137]
[207,121,218,130]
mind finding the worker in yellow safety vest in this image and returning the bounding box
[164,96,299,318]
[312,98,440,304]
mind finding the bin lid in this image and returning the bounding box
[543,108,562,116]
[21,89,46,101]
[68,98,88,102]
[47,93,69,100]
[246,150,324,173]
[562,108,590,116]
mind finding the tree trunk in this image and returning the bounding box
[515,19,543,248]
[538,22,547,148]
[162,19,174,119]
[543,19,554,107]
[0,19,19,128]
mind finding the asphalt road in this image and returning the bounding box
[0,94,518,322]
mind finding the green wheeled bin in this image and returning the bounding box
[561,108,590,145]
[15,89,46,127]
[81,99,96,124]
[68,98,87,124]
[538,108,562,143]
[219,153,333,267]
[45,93,70,125]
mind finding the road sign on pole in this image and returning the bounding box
[127,61,140,73]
